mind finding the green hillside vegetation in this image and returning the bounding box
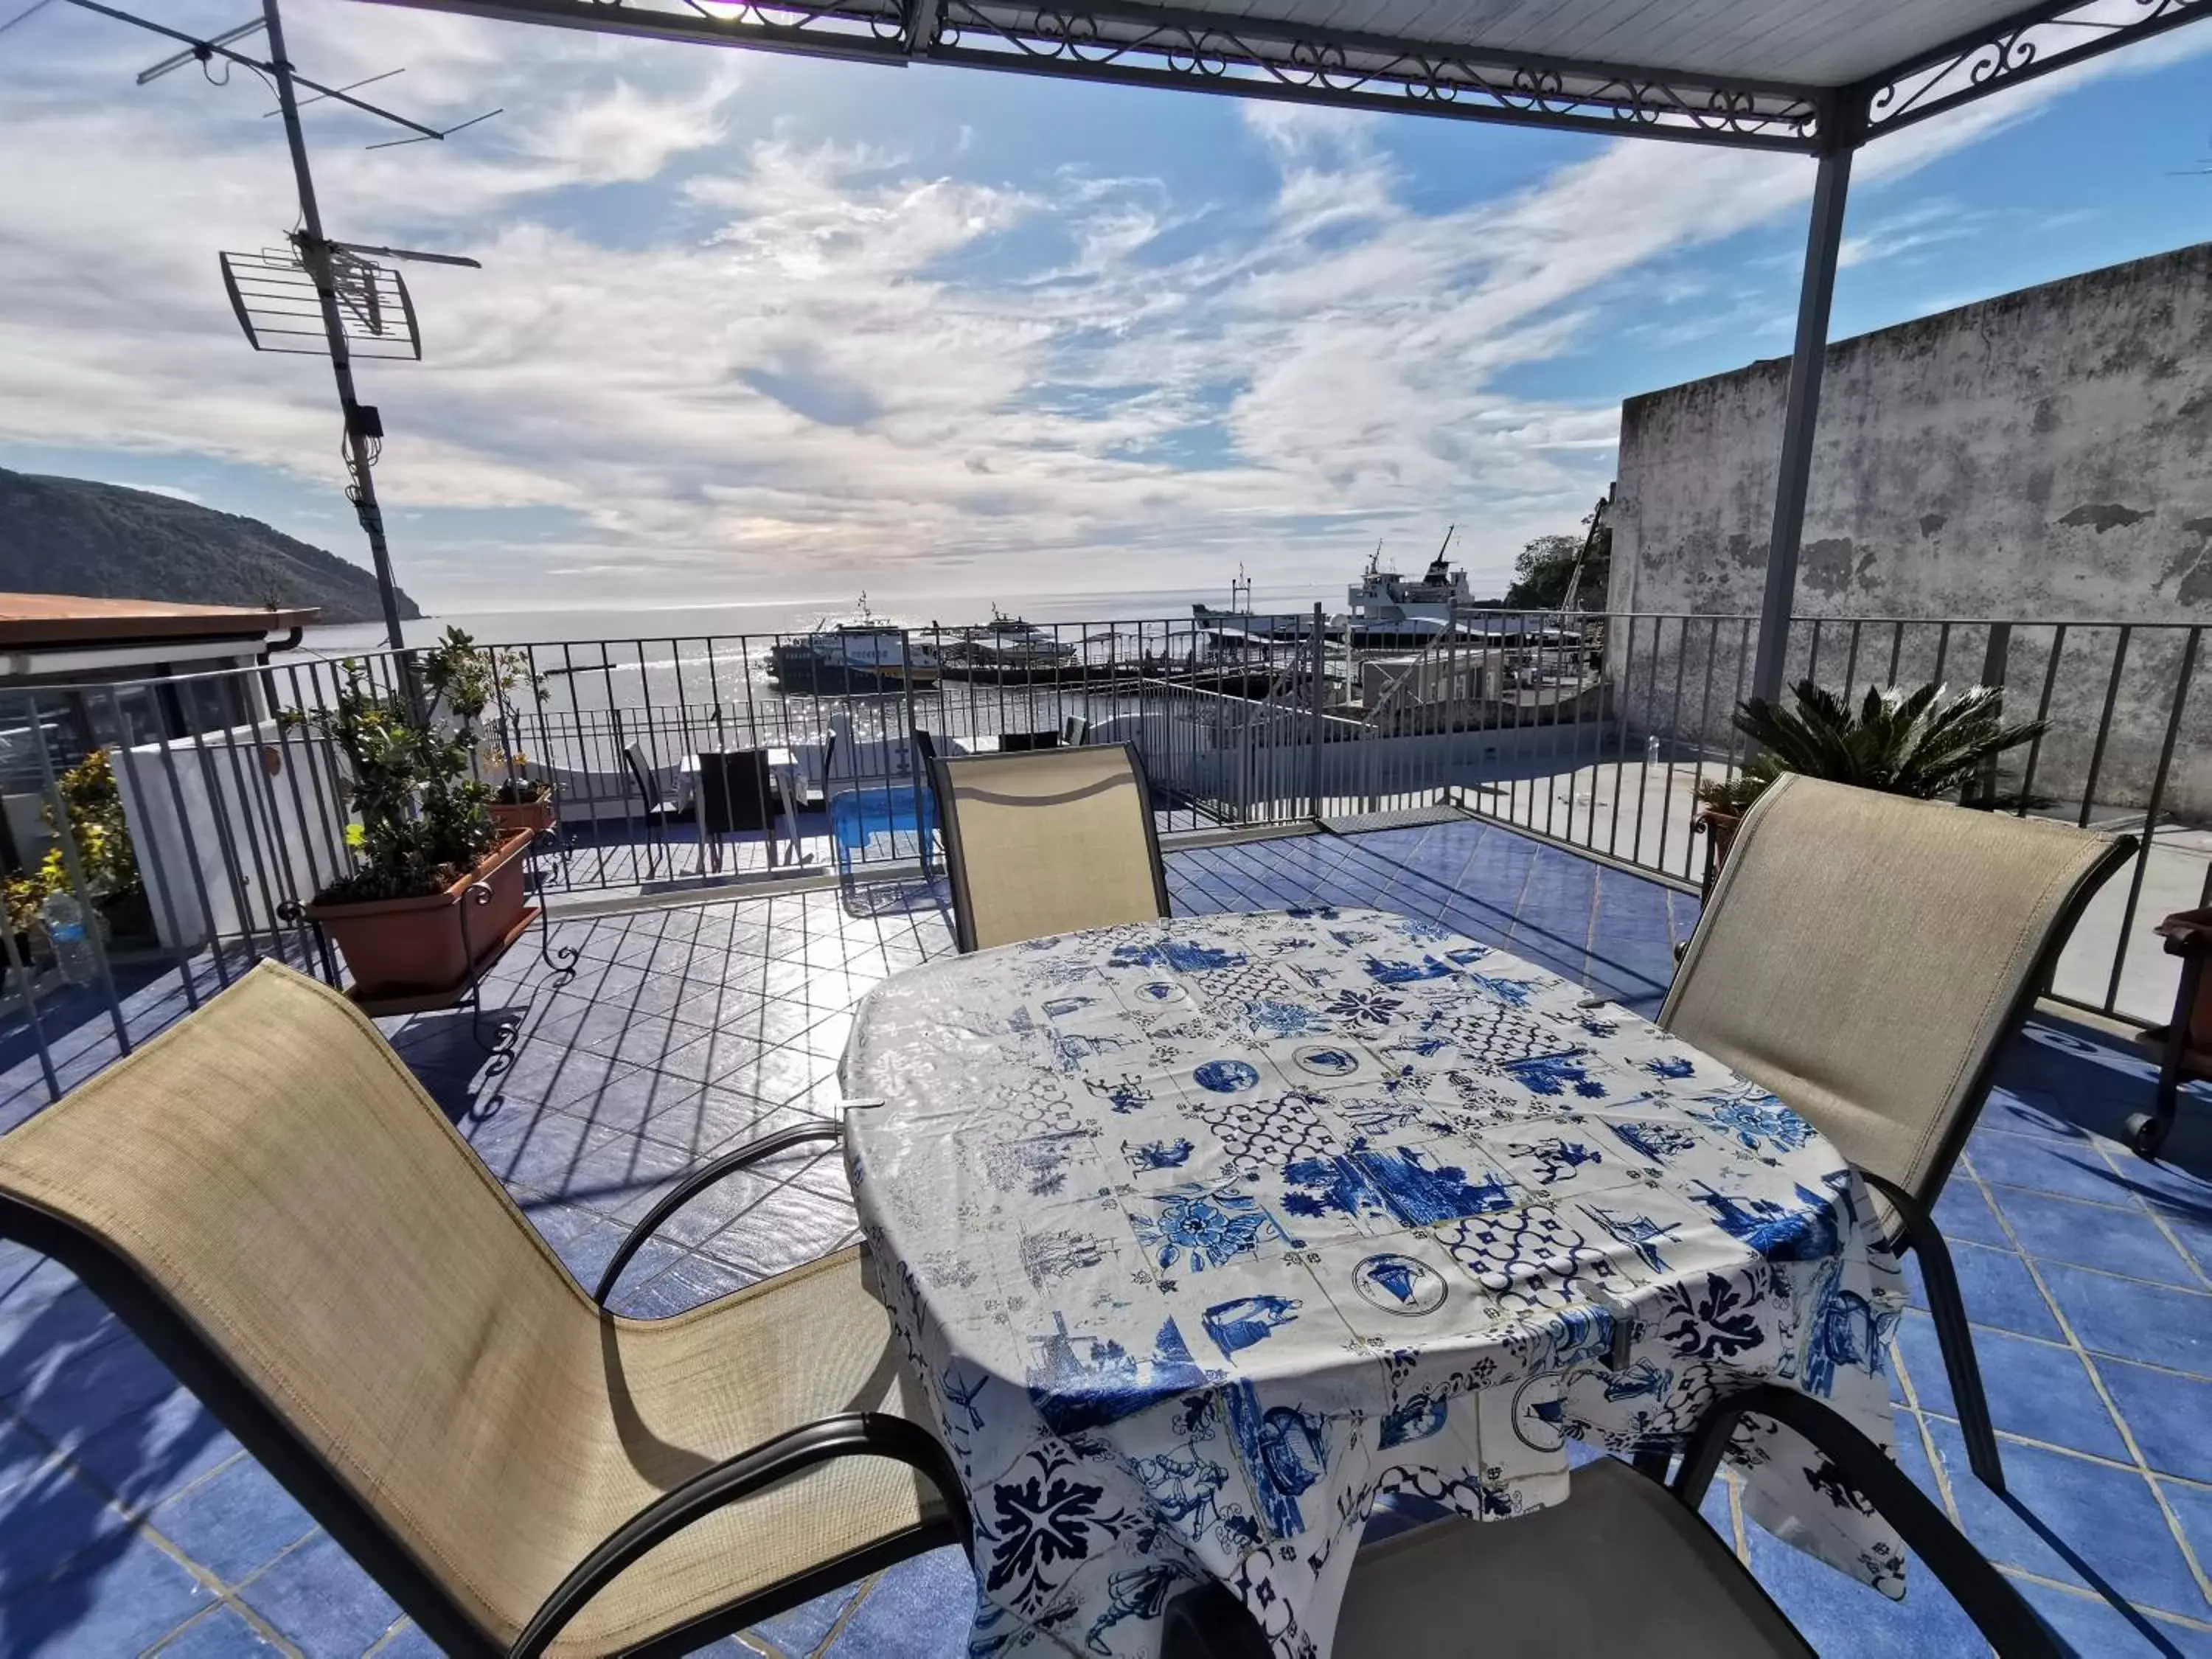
[0,465,422,625]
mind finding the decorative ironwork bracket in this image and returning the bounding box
[1860,0,2209,139]
[358,0,1826,150]
[927,1,1824,150]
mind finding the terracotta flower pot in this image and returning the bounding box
[307,831,533,1002]
[490,795,557,837]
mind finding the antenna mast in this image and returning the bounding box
[260,0,405,651]
[32,0,500,653]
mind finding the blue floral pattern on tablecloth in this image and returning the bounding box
[842,909,1907,1658]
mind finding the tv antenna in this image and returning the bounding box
[17,0,501,653]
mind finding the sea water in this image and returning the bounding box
[288,585,1335,755]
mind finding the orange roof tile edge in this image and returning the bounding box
[0,593,321,648]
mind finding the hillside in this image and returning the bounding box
[0,466,422,626]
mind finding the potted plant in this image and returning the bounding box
[5,748,152,967]
[488,766,557,836]
[1691,679,2048,893]
[288,655,532,1004]
[417,627,556,840]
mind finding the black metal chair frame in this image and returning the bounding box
[931,740,1172,955]
[911,728,944,871]
[623,743,686,881]
[1161,1385,2060,1659]
[1863,830,2135,1495]
[1672,822,2135,1497]
[0,1116,972,1659]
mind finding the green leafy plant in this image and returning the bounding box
[1695,680,2048,815]
[420,626,549,797]
[1693,771,1772,817]
[490,766,552,806]
[285,658,498,905]
[5,749,144,935]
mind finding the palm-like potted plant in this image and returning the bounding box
[1693,680,2048,886]
[288,652,535,1004]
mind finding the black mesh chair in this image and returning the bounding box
[623,743,684,877]
[997,731,1061,752]
[695,749,778,872]
[911,728,943,835]
[1162,1385,2059,1659]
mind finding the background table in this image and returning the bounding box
[843,909,1907,1658]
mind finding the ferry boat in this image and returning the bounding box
[767,599,942,692]
[1192,538,1479,647]
[1335,537,1475,648]
[939,609,1077,669]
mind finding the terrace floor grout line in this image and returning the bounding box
[1972,1161,2212,1607]
[1994,1561,2212,1632]
[808,1571,882,1658]
[1912,1404,2212,1491]
[1938,1175,2212,1308]
[2087,1132,2212,1295]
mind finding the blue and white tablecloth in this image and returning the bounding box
[841,909,1907,1658]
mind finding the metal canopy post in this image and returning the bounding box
[262,0,410,655]
[1750,134,1854,706]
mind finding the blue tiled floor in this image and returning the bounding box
[0,816,2208,1655]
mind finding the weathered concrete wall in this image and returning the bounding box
[1607,240,2212,815]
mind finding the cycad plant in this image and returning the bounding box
[1697,680,2048,815]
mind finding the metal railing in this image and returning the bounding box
[1446,611,2209,1034]
[0,605,2200,1107]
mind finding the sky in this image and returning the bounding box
[0,1,2207,617]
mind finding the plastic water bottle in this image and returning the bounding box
[40,891,97,986]
[1646,735,1661,766]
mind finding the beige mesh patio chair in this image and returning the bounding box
[932,742,1171,952]
[1661,773,2134,1493]
[1164,1386,2060,1659]
[0,963,968,1658]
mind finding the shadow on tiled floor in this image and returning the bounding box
[0,818,2207,1655]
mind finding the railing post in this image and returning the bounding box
[903,628,931,877]
[1972,620,2014,805]
[1308,602,1326,824]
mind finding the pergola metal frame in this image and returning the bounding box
[364,0,2205,158]
[358,0,2208,698]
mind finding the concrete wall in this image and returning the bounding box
[1607,240,2212,815]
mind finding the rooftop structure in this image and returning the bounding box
[0,593,314,682]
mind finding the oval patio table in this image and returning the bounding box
[841,908,1907,1659]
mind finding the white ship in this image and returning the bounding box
[939,609,1077,668]
[1336,538,1476,648]
[1192,537,1479,647]
[768,599,942,692]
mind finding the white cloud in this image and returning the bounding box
[0,0,2202,610]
